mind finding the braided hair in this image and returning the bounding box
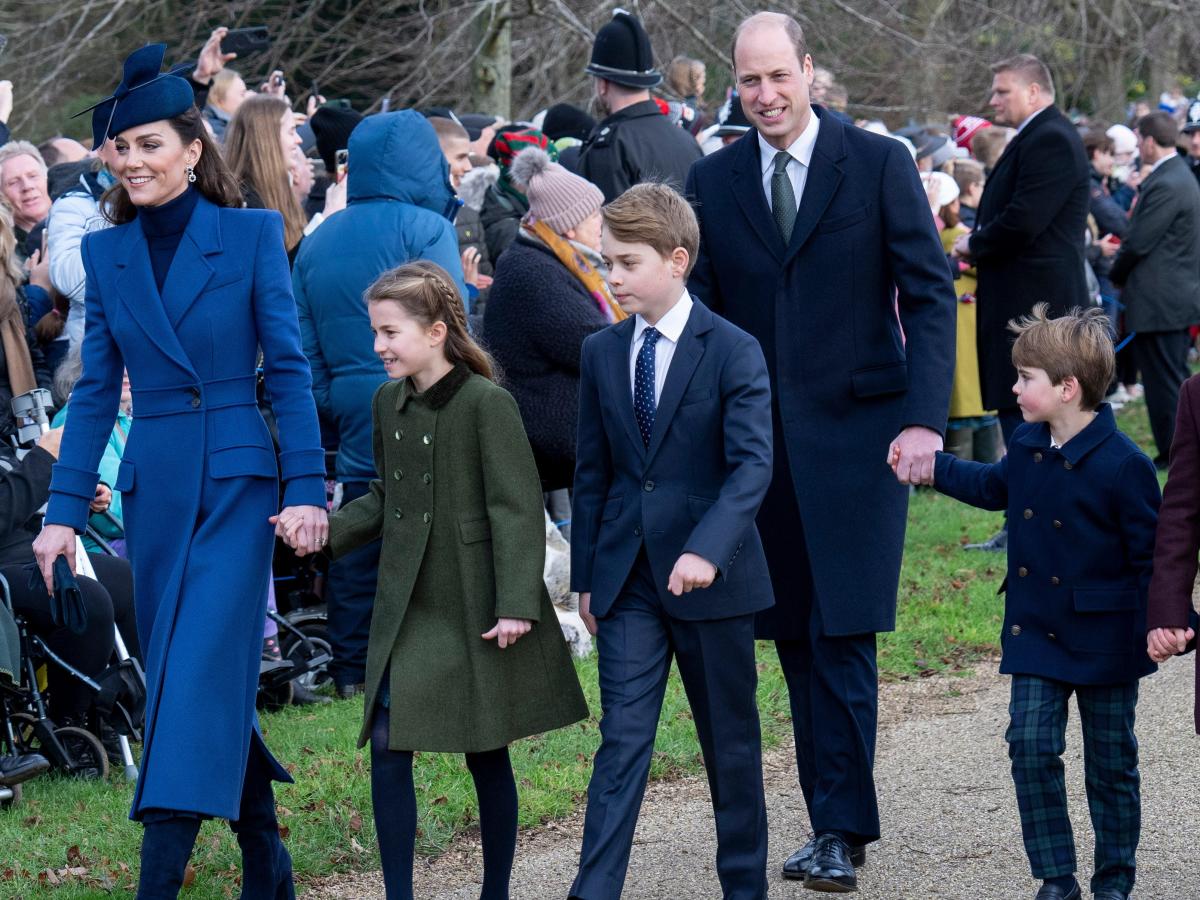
[366,261,494,381]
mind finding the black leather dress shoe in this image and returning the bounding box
[782,836,867,879]
[1034,880,1080,900]
[1092,891,1129,900]
[0,752,50,787]
[336,682,365,699]
[803,833,857,893]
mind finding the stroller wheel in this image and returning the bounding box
[280,630,333,692]
[53,727,110,780]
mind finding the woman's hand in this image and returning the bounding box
[25,247,51,292]
[270,505,328,555]
[482,618,532,649]
[1148,626,1194,663]
[323,177,347,218]
[32,523,77,596]
[90,483,112,514]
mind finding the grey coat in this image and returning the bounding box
[1110,154,1200,332]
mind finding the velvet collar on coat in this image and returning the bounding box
[395,363,472,411]
[1014,402,1116,464]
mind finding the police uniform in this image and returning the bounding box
[577,10,701,201]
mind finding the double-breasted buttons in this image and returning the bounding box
[190,386,201,408]
[393,508,403,519]
[1048,633,1056,640]
[423,433,433,445]
[423,512,432,524]
[1053,520,1062,529]
[1018,567,1028,577]
[1023,508,1033,519]
[1011,625,1022,636]
[1050,576,1060,586]
[423,473,432,485]
[1063,460,1072,470]
[634,526,642,537]
[1034,452,1043,463]
[394,469,403,481]
[394,429,404,441]
[643,481,655,492]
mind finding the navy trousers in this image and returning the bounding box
[1008,674,1140,895]
[572,551,767,900]
[324,480,379,687]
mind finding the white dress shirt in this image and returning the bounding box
[759,111,821,211]
[629,291,694,405]
[1150,151,1178,174]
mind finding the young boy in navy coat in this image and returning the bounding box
[569,183,774,900]
[909,304,1159,900]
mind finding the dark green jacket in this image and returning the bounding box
[329,365,588,752]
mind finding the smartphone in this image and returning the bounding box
[381,98,392,113]
[335,148,348,183]
[221,26,270,57]
[271,72,286,90]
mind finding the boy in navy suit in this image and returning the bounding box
[569,183,774,900]
[907,305,1159,900]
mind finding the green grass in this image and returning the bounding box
[0,397,1157,896]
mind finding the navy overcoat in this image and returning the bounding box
[685,108,957,637]
[44,196,326,820]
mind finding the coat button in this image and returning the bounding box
[634,526,642,537]
[1023,508,1033,519]
[394,429,403,441]
[1053,520,1062,529]
[1018,566,1028,577]
[1048,633,1057,640]
[1050,576,1060,585]
[423,433,433,445]
[1011,625,1022,636]
[643,481,655,492]
[393,469,403,481]
[190,387,201,408]
[1034,452,1043,462]
[423,512,432,524]
[1063,460,1072,470]
[393,508,403,519]
[423,473,431,484]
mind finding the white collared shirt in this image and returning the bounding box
[1016,105,1049,134]
[1150,151,1178,173]
[629,290,694,405]
[758,111,821,212]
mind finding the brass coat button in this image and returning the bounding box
[423,473,432,484]
[423,433,433,445]
[1018,567,1028,577]
[393,508,403,519]
[1053,520,1062,529]
[1048,633,1056,640]
[394,469,403,481]
[1011,625,1022,636]
[1050,576,1060,585]
[1023,508,1033,519]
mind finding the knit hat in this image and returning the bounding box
[310,105,363,173]
[921,171,960,210]
[488,127,556,174]
[543,104,596,143]
[1106,124,1137,157]
[952,115,991,151]
[510,146,603,234]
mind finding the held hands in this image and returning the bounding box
[578,592,597,636]
[668,553,717,596]
[482,617,532,649]
[32,524,77,596]
[1147,626,1195,663]
[889,426,942,486]
[269,505,330,556]
[951,233,973,260]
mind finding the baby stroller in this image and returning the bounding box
[258,541,333,711]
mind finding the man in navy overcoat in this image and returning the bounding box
[685,11,956,889]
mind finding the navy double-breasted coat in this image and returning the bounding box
[45,196,326,820]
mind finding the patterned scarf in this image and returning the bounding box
[523,220,626,323]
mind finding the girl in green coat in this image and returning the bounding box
[282,260,587,900]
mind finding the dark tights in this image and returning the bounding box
[370,705,517,900]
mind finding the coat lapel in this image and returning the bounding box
[730,133,786,260]
[783,109,845,263]
[161,197,220,329]
[643,302,709,467]
[605,318,645,458]
[113,222,196,379]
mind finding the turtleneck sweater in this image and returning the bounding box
[137,186,200,293]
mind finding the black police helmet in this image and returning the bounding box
[585,9,662,89]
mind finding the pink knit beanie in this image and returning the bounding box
[510,146,604,233]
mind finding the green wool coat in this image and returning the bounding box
[328,364,589,752]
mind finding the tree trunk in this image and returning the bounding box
[471,0,512,120]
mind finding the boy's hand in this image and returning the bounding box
[1147,626,1194,662]
[668,553,717,596]
[482,617,532,649]
[578,592,597,635]
[889,426,941,485]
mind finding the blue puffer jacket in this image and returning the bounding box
[293,111,468,481]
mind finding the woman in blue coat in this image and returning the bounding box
[32,46,328,899]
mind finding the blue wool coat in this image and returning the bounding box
[45,196,326,820]
[934,405,1159,685]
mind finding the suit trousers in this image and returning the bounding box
[1132,329,1191,464]
[1007,674,1140,895]
[324,480,380,687]
[572,550,767,900]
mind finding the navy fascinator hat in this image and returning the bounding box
[78,44,195,147]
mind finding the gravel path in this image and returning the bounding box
[305,657,1198,898]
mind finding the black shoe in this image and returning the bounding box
[336,682,364,699]
[782,836,867,879]
[803,833,857,893]
[964,528,1007,552]
[0,752,50,787]
[1092,891,1128,900]
[290,683,332,706]
[1034,880,1081,900]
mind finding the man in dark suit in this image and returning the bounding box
[570,183,774,900]
[1109,111,1200,466]
[954,54,1090,450]
[685,11,956,893]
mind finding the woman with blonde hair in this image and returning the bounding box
[224,95,307,254]
[664,55,707,134]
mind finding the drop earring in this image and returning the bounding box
[185,164,196,184]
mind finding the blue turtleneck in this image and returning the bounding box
[137,186,200,293]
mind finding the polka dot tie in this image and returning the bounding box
[635,327,660,448]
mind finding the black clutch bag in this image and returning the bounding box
[27,556,89,635]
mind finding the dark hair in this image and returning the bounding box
[1136,111,1178,148]
[366,261,495,381]
[102,106,242,225]
[1082,131,1115,159]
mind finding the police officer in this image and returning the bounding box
[1185,97,1200,187]
[578,10,702,202]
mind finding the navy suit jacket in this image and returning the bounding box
[935,405,1159,685]
[571,299,775,621]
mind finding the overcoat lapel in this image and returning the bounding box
[161,197,220,329]
[644,304,710,466]
[730,134,786,260]
[113,222,196,379]
[605,318,645,458]
[783,112,846,264]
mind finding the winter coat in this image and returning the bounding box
[328,365,589,752]
[479,182,527,264]
[292,110,468,482]
[47,170,112,350]
[579,99,702,202]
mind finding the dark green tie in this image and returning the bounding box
[772,150,797,244]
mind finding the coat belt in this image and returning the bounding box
[131,375,258,418]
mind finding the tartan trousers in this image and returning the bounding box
[1007,674,1140,895]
